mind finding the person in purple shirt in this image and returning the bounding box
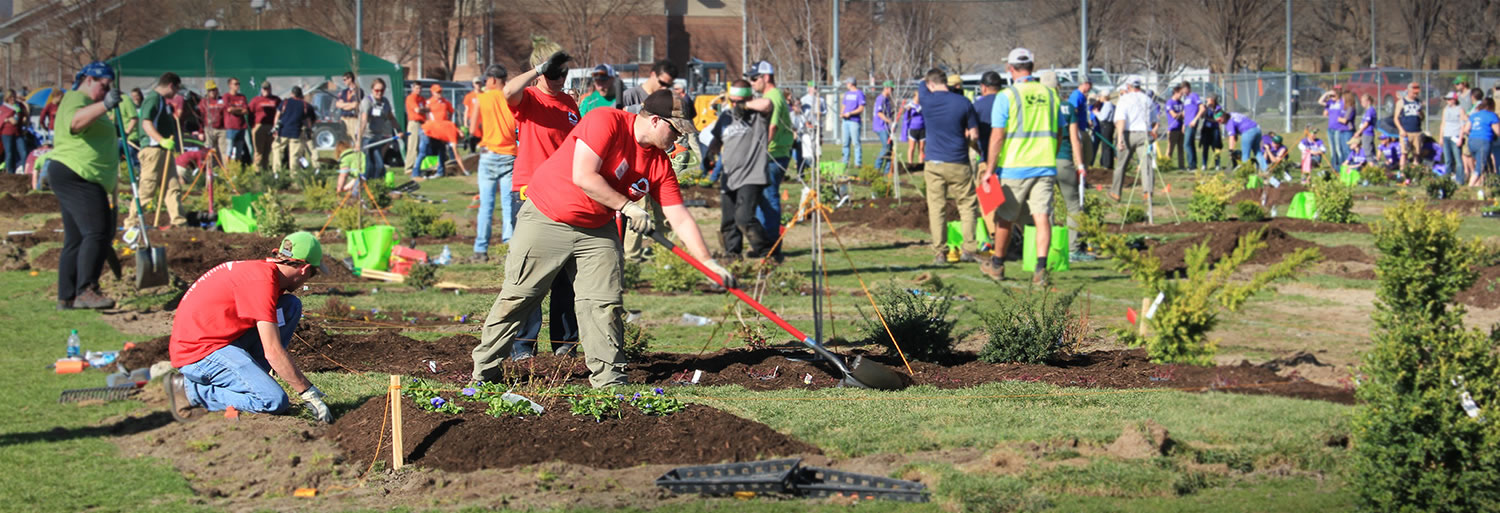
[1355,94,1377,163]
[897,93,925,164]
[872,80,895,174]
[1166,84,1186,170]
[1319,86,1352,168]
[1261,133,1289,169]
[839,77,865,168]
[1216,111,1263,170]
[1181,83,1202,169]
[1298,128,1326,183]
[1378,135,1400,169]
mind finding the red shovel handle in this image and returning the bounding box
[651,232,811,343]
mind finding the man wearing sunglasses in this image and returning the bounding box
[473,90,734,387]
[618,59,678,114]
[162,232,333,424]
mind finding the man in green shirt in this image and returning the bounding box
[115,88,143,170]
[130,72,186,229]
[579,64,618,117]
[748,60,792,261]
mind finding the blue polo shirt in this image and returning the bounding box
[991,76,1060,179]
[915,85,977,164]
[1068,89,1090,130]
[974,93,996,160]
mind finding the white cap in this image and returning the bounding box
[746,60,774,79]
[1128,76,1144,87]
[845,76,857,84]
[1007,48,1034,65]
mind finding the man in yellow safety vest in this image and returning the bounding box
[978,48,1060,286]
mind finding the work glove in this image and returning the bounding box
[300,385,333,424]
[703,259,738,290]
[620,203,654,235]
[159,136,175,152]
[102,89,122,110]
[537,51,572,80]
[518,185,529,201]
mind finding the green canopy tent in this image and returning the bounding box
[108,29,406,126]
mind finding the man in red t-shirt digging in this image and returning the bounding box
[473,90,736,387]
[163,232,333,423]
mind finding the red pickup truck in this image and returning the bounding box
[1341,67,1415,114]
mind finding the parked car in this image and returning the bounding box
[1342,67,1415,115]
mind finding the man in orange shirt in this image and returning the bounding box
[411,84,455,177]
[472,65,517,262]
[403,87,427,174]
[462,76,482,152]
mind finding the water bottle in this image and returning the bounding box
[66,330,80,359]
[434,245,452,266]
[680,313,714,326]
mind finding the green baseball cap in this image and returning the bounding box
[882,80,894,87]
[1454,76,1468,85]
[807,81,816,87]
[278,231,323,269]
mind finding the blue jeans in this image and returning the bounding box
[411,133,446,177]
[756,157,789,257]
[1470,138,1494,176]
[179,295,302,413]
[3,134,23,174]
[475,152,516,254]
[224,129,245,161]
[1241,128,1264,170]
[362,136,390,181]
[1328,130,1352,170]
[1184,125,1199,169]
[841,120,862,167]
[874,130,891,173]
[1443,137,1464,184]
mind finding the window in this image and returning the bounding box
[636,35,654,63]
[457,37,468,66]
[475,36,483,65]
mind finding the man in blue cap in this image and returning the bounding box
[579,64,618,116]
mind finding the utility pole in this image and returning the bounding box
[1080,0,1087,85]
[741,0,748,74]
[830,0,840,143]
[355,0,363,51]
[1285,0,1291,133]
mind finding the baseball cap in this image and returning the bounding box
[204,79,218,90]
[1007,48,1034,65]
[591,64,616,78]
[807,81,816,87]
[1447,91,1460,100]
[882,80,894,88]
[260,82,272,91]
[641,89,698,137]
[1455,76,1469,85]
[430,84,443,93]
[745,60,774,80]
[1271,134,1283,144]
[277,232,324,269]
[1128,76,1144,87]
[946,74,962,87]
[845,76,856,85]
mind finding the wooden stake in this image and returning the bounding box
[389,375,404,470]
[1138,297,1151,337]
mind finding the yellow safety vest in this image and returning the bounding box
[1000,81,1059,169]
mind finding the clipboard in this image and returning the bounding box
[976,173,1006,215]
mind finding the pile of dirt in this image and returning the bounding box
[1084,167,1130,187]
[327,399,820,473]
[1148,225,1371,273]
[679,185,720,208]
[1457,264,1500,309]
[115,335,170,371]
[0,174,31,195]
[1227,183,1308,209]
[1429,199,1490,215]
[0,192,56,215]
[31,229,358,284]
[827,197,947,231]
[1110,218,1369,235]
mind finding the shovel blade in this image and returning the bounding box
[842,355,909,391]
[134,247,170,289]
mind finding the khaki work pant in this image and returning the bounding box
[341,117,360,145]
[621,198,667,262]
[405,121,423,169]
[201,126,219,155]
[1054,158,1082,251]
[923,160,980,253]
[473,201,627,387]
[270,135,309,173]
[1110,131,1153,198]
[131,146,185,228]
[251,123,273,170]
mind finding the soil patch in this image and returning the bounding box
[827,197,951,232]
[1084,167,1131,187]
[0,192,56,215]
[30,229,359,285]
[0,174,32,195]
[1429,199,1489,215]
[1227,184,1307,209]
[679,185,719,208]
[1147,225,1371,274]
[1457,264,1500,309]
[1110,218,1369,235]
[328,398,820,473]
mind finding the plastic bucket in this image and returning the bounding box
[945,220,993,250]
[1287,191,1318,220]
[347,224,396,272]
[1022,225,1070,272]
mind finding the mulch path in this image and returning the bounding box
[1457,264,1500,309]
[1147,225,1372,274]
[327,400,819,473]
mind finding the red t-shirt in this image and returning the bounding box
[513,87,580,189]
[427,96,454,122]
[0,103,21,136]
[169,260,282,368]
[423,119,460,143]
[200,95,226,129]
[222,93,249,130]
[529,108,682,229]
[248,95,281,125]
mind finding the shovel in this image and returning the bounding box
[650,232,907,390]
[112,103,170,289]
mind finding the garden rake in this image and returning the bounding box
[651,232,908,390]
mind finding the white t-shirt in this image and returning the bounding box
[1116,91,1154,132]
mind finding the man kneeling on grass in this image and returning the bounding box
[472,90,735,388]
[163,232,333,424]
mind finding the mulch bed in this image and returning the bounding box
[30,228,358,285]
[117,325,1353,405]
[1428,199,1490,215]
[1110,218,1370,235]
[1227,184,1308,209]
[827,197,951,231]
[327,399,820,473]
[0,174,31,195]
[1457,264,1500,309]
[0,192,56,215]
[1148,225,1371,274]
